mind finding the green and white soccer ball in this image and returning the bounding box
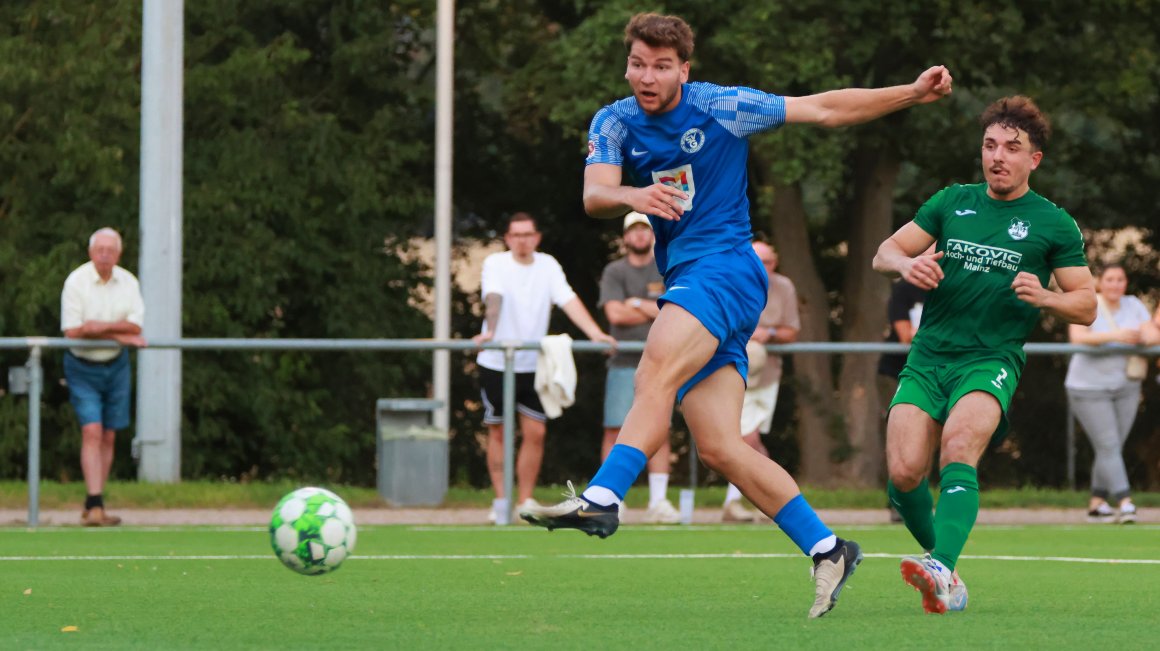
[269,487,357,575]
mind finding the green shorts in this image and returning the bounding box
[889,355,1021,445]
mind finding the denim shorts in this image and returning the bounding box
[64,350,131,430]
[603,366,636,428]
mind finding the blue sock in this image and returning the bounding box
[587,444,648,500]
[773,494,834,556]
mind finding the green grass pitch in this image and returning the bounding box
[3,523,1157,649]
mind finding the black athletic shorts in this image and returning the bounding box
[479,367,546,425]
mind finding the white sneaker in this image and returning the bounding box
[643,499,680,524]
[722,500,758,523]
[1118,501,1137,524]
[900,554,952,614]
[489,498,539,524]
[1087,503,1116,523]
[514,498,541,524]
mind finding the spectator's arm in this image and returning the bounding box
[1068,323,1128,346]
[894,320,915,344]
[1140,314,1160,346]
[561,296,616,346]
[472,293,502,344]
[603,299,652,327]
[67,320,142,339]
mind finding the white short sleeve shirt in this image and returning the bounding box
[61,262,145,362]
[476,251,576,372]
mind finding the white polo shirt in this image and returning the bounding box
[476,251,576,373]
[61,262,145,362]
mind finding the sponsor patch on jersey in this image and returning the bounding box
[651,164,695,211]
[1008,217,1030,240]
[945,239,1022,273]
[680,128,705,154]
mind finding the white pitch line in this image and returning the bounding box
[0,552,1158,564]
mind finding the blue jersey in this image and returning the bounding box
[586,81,786,274]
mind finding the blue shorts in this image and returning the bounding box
[64,350,132,430]
[659,244,767,402]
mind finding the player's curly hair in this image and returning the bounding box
[979,96,1052,151]
[624,13,695,62]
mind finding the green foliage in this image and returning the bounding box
[1,1,434,482]
[2,1,1159,489]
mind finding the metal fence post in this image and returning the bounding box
[26,344,43,527]
[1066,402,1076,491]
[500,343,517,526]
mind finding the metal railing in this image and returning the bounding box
[3,336,1158,526]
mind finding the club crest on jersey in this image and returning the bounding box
[680,128,705,154]
[1008,218,1030,240]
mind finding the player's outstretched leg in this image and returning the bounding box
[900,554,952,614]
[809,538,863,618]
[519,481,620,539]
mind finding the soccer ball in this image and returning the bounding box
[269,487,357,575]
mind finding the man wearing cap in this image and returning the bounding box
[722,240,801,521]
[597,213,679,523]
[61,227,147,527]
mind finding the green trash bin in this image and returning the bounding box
[376,399,448,506]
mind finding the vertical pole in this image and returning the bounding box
[500,345,516,526]
[431,0,454,432]
[1066,402,1076,491]
[26,346,42,528]
[137,0,184,482]
[688,436,698,488]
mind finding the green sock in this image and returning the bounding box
[932,463,980,571]
[888,478,936,552]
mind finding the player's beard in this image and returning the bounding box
[626,242,652,255]
[987,177,1017,197]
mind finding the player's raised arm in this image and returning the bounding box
[873,222,943,290]
[784,66,952,128]
[583,163,687,222]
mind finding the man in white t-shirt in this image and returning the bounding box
[473,212,616,522]
[61,228,147,527]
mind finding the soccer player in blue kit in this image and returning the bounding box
[521,12,953,617]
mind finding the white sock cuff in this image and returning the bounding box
[808,534,838,558]
[582,486,620,508]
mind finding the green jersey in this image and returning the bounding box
[908,183,1087,368]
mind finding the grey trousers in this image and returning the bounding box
[1067,384,1142,502]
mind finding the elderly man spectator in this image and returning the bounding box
[61,227,146,527]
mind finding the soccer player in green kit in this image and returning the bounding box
[873,96,1097,614]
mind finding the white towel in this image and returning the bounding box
[534,334,576,419]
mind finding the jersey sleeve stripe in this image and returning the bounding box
[686,82,786,138]
[587,106,627,166]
